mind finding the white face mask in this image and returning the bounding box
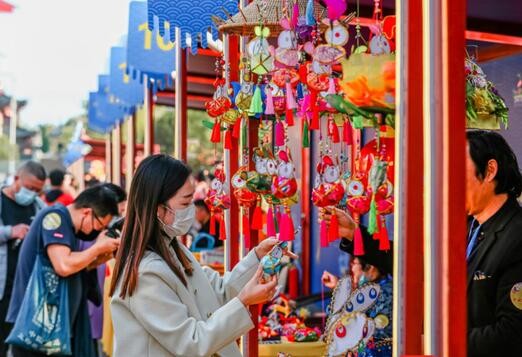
[159,204,195,239]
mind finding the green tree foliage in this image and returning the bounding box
[0,135,17,161]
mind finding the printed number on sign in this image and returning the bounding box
[138,23,174,51]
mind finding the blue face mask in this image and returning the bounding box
[14,186,37,206]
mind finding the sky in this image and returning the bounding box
[0,0,133,128]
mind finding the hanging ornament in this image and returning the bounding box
[248,25,275,76]
[232,166,258,246]
[205,56,232,144]
[204,168,231,240]
[272,150,299,242]
[275,9,300,68]
[312,155,345,247]
[344,171,371,254]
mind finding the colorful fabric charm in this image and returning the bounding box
[249,85,264,114]
[306,0,316,26]
[265,87,275,115]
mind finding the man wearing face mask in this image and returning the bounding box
[0,161,46,357]
[6,185,121,357]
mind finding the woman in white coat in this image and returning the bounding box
[110,154,291,357]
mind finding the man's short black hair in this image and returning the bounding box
[194,199,210,213]
[99,183,127,203]
[73,185,119,218]
[18,161,46,181]
[49,169,65,187]
[467,130,522,198]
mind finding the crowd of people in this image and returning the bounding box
[0,130,520,356]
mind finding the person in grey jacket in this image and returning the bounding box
[0,161,46,356]
[110,154,293,357]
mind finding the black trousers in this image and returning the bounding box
[0,293,13,357]
[11,346,48,357]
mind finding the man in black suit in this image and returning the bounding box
[466,130,522,356]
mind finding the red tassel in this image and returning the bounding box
[280,212,295,241]
[286,213,295,241]
[211,121,221,143]
[224,129,232,149]
[343,120,353,144]
[232,116,242,138]
[243,214,251,249]
[279,212,288,240]
[267,206,276,237]
[309,91,319,130]
[329,118,340,143]
[354,226,365,255]
[286,108,295,126]
[275,121,285,146]
[209,212,216,235]
[252,204,263,230]
[320,220,328,247]
[299,64,309,86]
[328,213,339,242]
[379,217,391,251]
[219,216,226,240]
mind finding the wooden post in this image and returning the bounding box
[225,33,241,271]
[105,134,112,182]
[442,0,467,354]
[174,27,188,162]
[144,76,154,157]
[112,122,122,186]
[126,114,136,193]
[393,0,425,355]
[422,0,467,355]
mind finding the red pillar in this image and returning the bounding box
[247,117,260,357]
[178,48,188,162]
[442,0,467,354]
[395,0,424,355]
[422,0,467,355]
[228,34,241,268]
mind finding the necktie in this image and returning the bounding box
[466,220,482,260]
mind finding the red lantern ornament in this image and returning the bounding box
[204,168,231,240]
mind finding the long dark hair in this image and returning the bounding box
[110,154,194,298]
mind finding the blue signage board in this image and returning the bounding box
[147,0,238,53]
[109,47,144,112]
[127,0,175,84]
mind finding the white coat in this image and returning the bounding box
[111,243,259,357]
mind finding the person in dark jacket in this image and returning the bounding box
[465,130,522,357]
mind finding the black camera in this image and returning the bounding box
[106,217,124,238]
